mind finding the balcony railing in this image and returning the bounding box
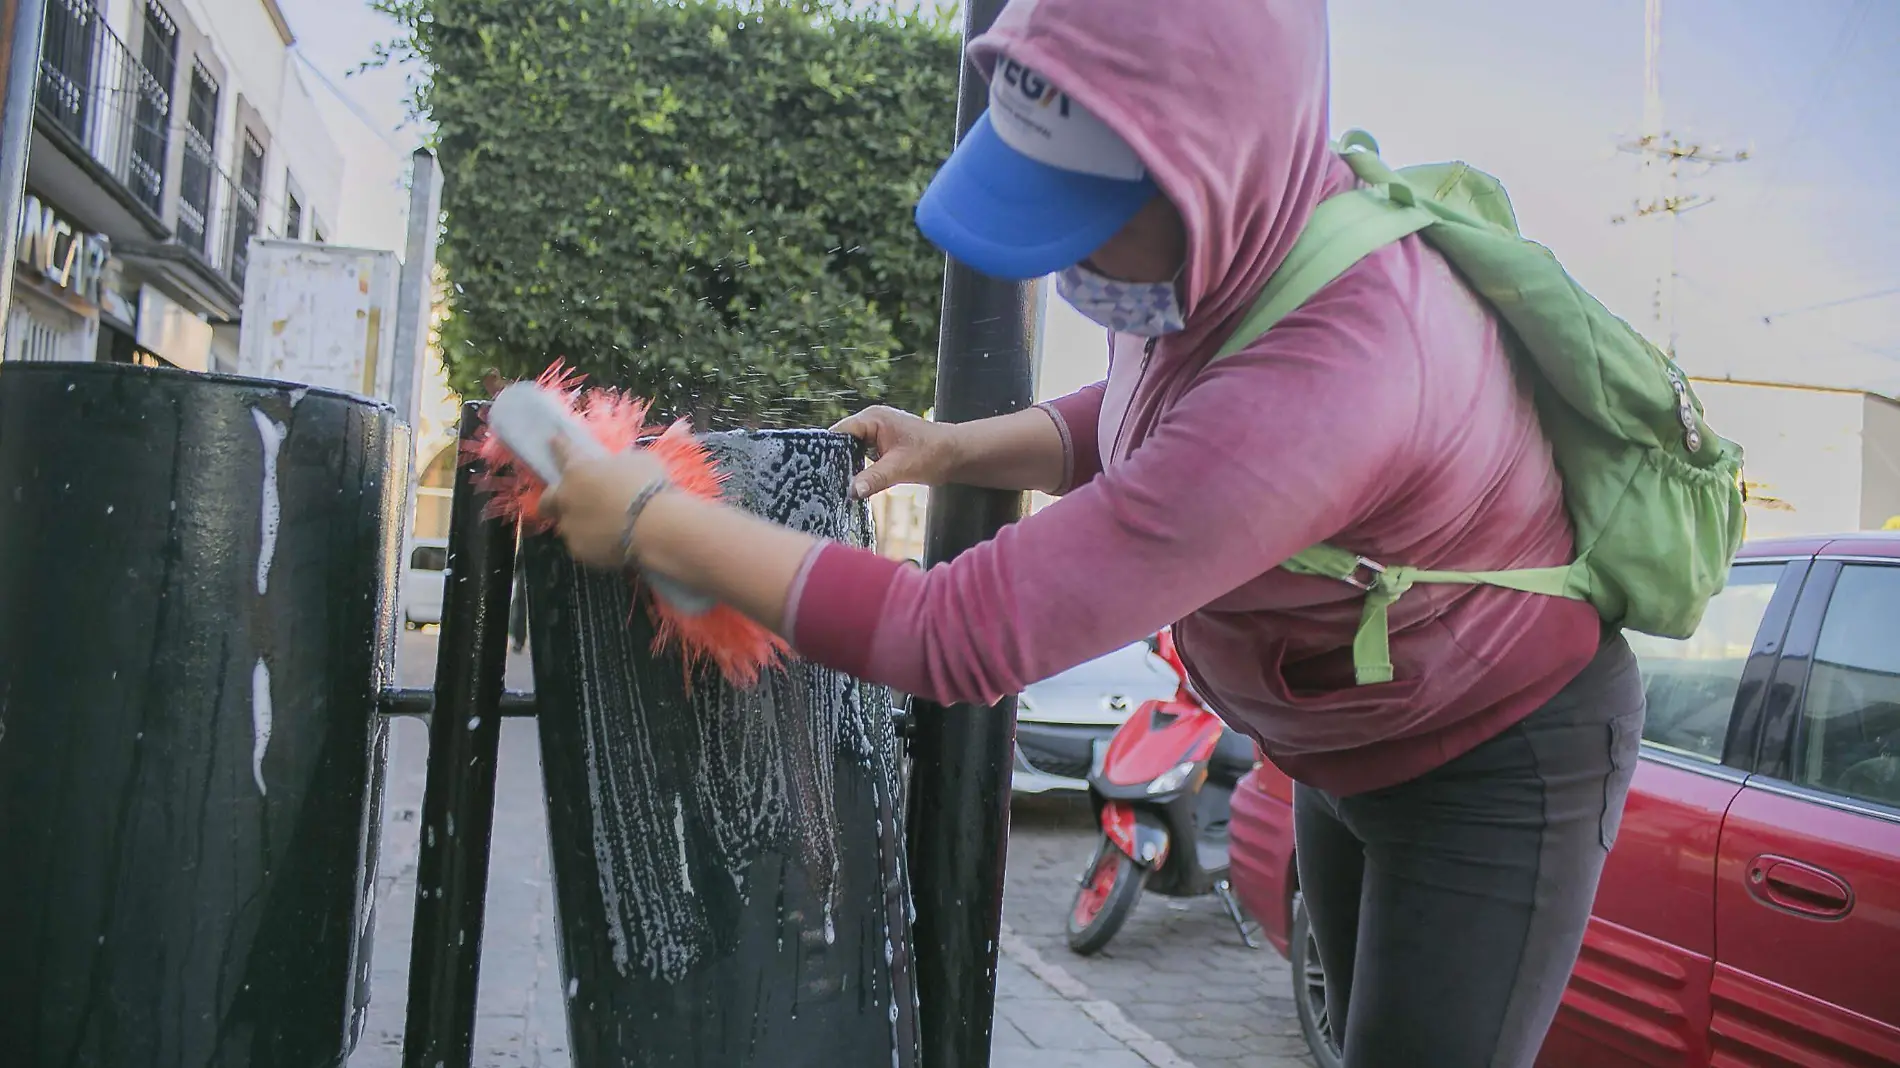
[38,0,170,217]
[176,135,256,290]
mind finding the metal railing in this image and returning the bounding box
[176,133,256,290]
[37,0,169,217]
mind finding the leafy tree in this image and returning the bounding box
[373,0,959,427]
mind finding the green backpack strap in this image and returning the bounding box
[1211,182,1435,363]
[1212,133,1582,686]
[1280,545,1576,686]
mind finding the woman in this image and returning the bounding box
[540,0,1645,1064]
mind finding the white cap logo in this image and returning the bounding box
[990,58,1147,182]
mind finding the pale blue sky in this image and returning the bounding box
[277,0,1900,393]
[1327,0,1900,393]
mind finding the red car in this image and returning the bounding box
[1230,534,1900,1067]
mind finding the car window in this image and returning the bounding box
[411,545,448,572]
[1624,564,1781,762]
[1795,564,1900,809]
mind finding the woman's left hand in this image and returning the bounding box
[540,437,670,571]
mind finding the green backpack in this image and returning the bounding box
[1213,130,1747,686]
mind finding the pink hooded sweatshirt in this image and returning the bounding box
[784,0,1603,795]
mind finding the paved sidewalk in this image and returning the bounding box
[352,662,1196,1067]
[354,633,1299,1067]
[1002,803,1315,1068]
[993,926,1199,1068]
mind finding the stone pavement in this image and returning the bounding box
[994,926,1201,1068]
[349,632,1310,1068]
[1003,800,1314,1068]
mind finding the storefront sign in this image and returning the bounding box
[137,284,211,373]
[17,196,110,306]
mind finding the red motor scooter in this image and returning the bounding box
[1066,627,1263,954]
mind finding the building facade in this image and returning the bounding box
[8,0,348,371]
[1695,379,1900,540]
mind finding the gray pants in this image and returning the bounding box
[1295,631,1645,1068]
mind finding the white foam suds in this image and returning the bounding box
[547,435,919,1007]
[251,409,286,596]
[250,658,273,796]
[578,642,633,977]
[673,796,694,896]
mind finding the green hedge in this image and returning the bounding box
[378,0,960,426]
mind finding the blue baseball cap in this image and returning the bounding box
[916,57,1158,281]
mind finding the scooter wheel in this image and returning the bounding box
[1066,842,1143,956]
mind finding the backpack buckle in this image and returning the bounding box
[1345,557,1387,591]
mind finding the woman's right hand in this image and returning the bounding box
[832,406,963,499]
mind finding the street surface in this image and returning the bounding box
[1004,800,1315,1068]
[347,631,1310,1068]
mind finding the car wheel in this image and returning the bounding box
[1066,840,1143,956]
[1291,892,1343,1068]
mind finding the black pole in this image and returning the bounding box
[0,0,47,320]
[907,1,1040,1063]
[400,403,517,1068]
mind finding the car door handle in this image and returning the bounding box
[1746,855,1854,919]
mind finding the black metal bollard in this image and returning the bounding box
[909,0,1041,1063]
[399,403,517,1068]
[522,429,918,1067]
[0,362,408,1067]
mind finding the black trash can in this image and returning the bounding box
[0,363,408,1067]
[523,429,918,1068]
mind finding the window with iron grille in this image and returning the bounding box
[178,63,218,257]
[37,0,98,142]
[130,0,176,214]
[231,131,264,278]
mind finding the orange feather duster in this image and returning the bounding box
[470,363,791,688]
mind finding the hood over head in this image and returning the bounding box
[938,0,1351,353]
